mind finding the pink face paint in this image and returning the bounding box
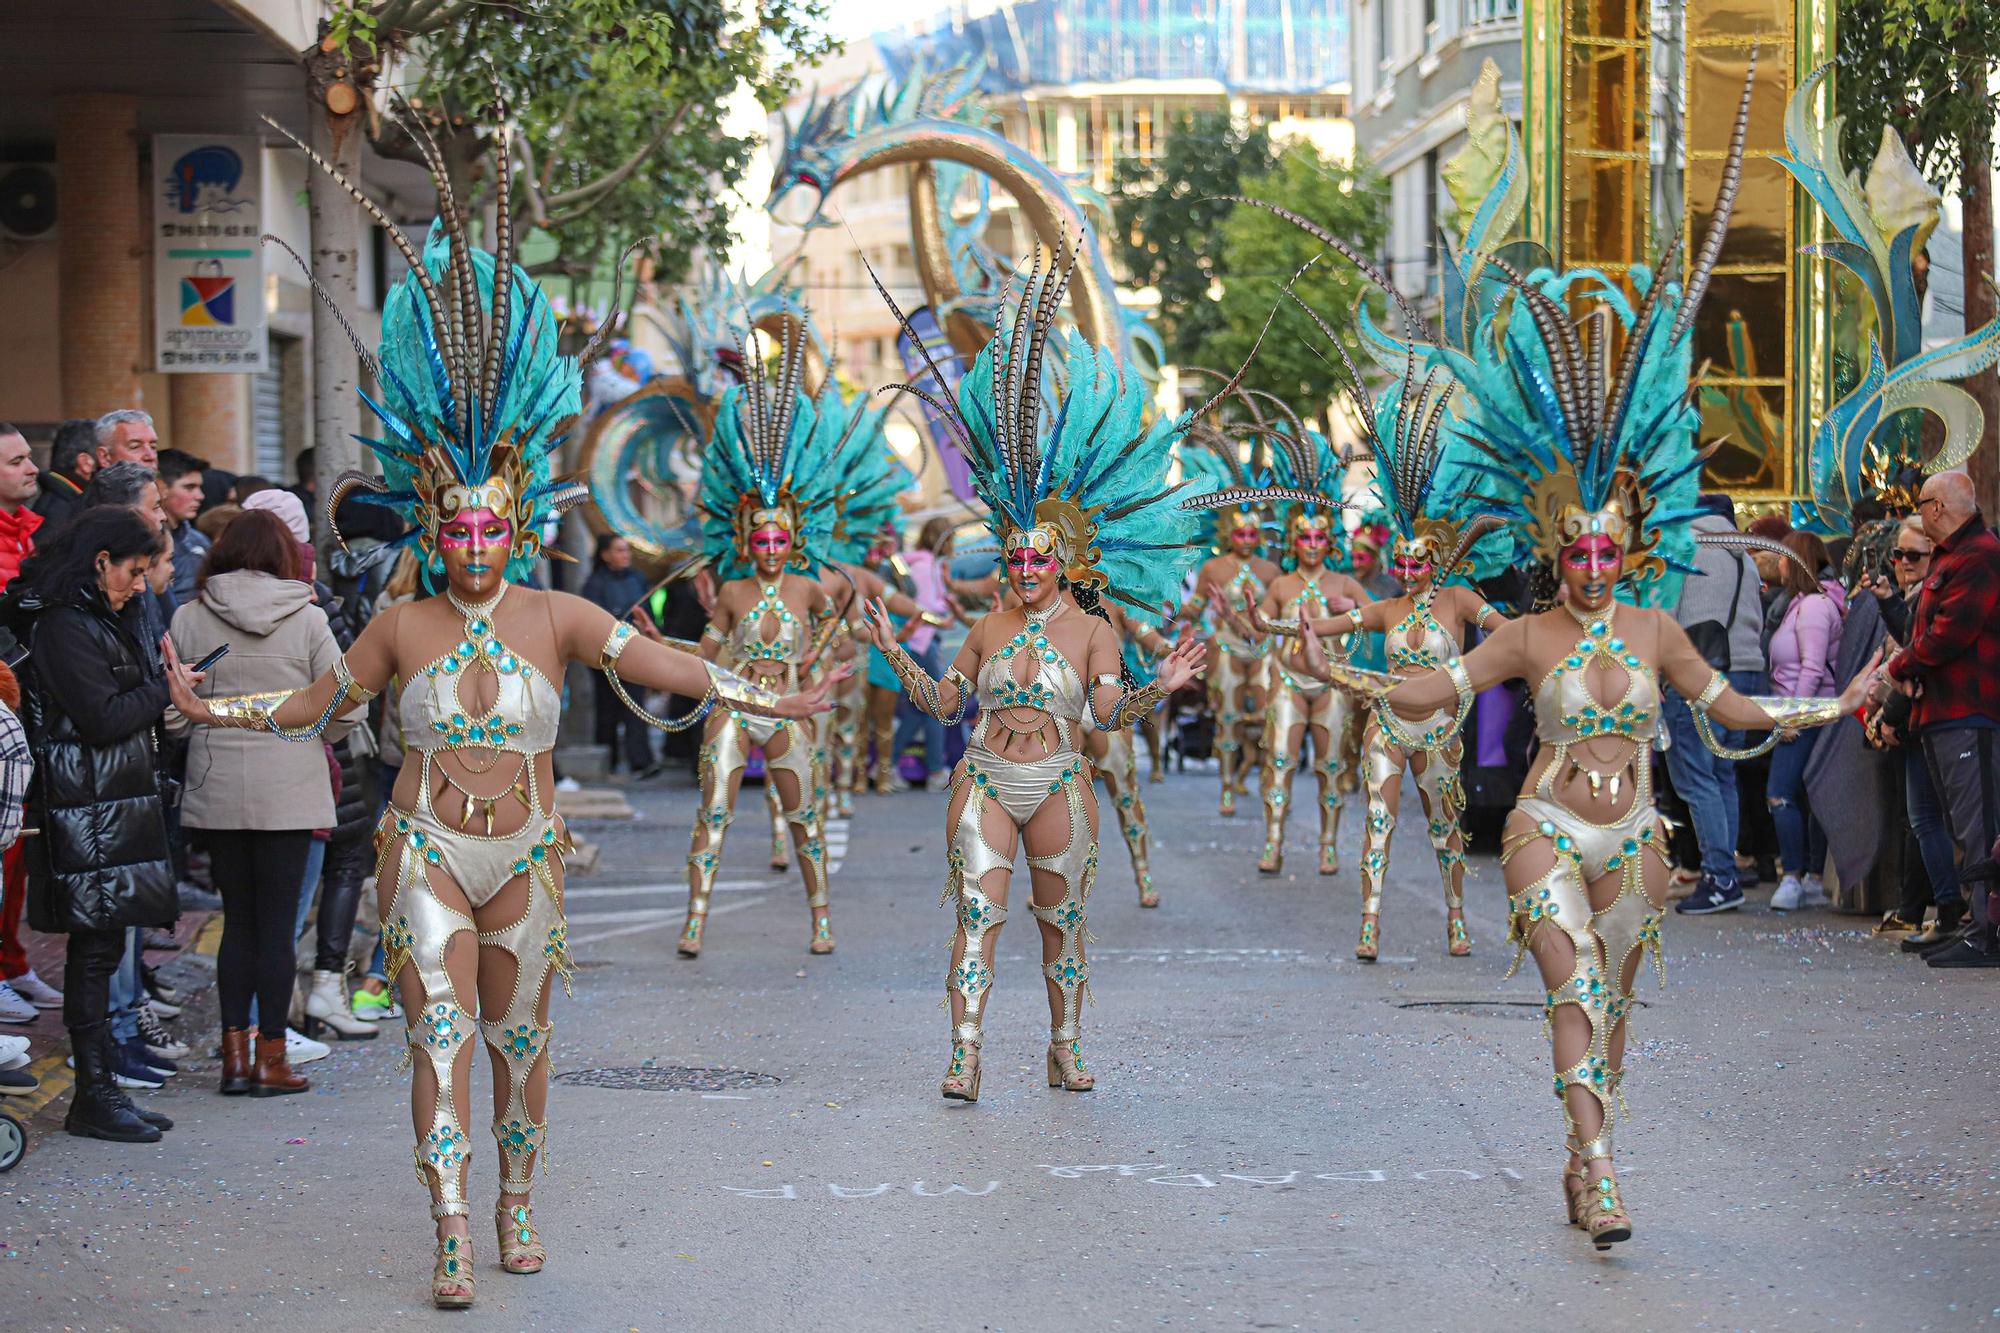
[751,525,792,557]
[1393,556,1432,583]
[1007,547,1060,578]
[1231,525,1261,548]
[1562,534,1622,578]
[438,506,512,554]
[1295,530,1330,553]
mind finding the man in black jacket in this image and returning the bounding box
[31,419,96,533]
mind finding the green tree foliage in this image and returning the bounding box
[1197,145,1390,429]
[1835,0,1999,188]
[334,0,837,284]
[1112,112,1278,367]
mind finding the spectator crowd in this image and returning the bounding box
[0,407,1995,1151]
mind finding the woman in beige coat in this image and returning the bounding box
[168,509,352,1096]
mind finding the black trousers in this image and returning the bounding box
[207,829,312,1040]
[313,831,373,973]
[62,927,127,1030]
[1924,725,2000,921]
[593,673,656,773]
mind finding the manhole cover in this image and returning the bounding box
[554,1066,780,1092]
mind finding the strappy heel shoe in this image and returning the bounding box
[1355,916,1379,962]
[431,1230,475,1308]
[495,1201,546,1274]
[1137,873,1160,910]
[1046,1037,1095,1092]
[1220,788,1237,817]
[678,913,706,958]
[941,1040,982,1102]
[1562,1163,1590,1229]
[808,913,835,955]
[1257,843,1282,875]
[1318,843,1340,876]
[1580,1167,1632,1249]
[1447,916,1473,957]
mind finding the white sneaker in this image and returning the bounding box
[1771,875,1802,912]
[0,1032,30,1063]
[555,776,582,793]
[145,996,183,1020]
[0,981,34,1024]
[8,969,62,1008]
[284,1027,331,1065]
[1798,874,1830,908]
[924,769,952,793]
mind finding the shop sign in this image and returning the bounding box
[152,134,266,373]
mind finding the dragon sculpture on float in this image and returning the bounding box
[580,262,832,560]
[767,53,1154,374]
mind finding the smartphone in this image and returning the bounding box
[192,644,230,673]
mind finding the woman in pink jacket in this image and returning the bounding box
[1765,530,1845,911]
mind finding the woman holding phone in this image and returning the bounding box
[167,508,356,1096]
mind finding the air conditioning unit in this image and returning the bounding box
[0,164,57,241]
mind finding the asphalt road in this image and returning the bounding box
[4,758,1996,1331]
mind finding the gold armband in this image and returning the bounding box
[1474,603,1498,629]
[704,660,784,716]
[1751,695,1849,735]
[918,609,952,629]
[700,623,725,644]
[600,621,636,668]
[1315,657,1402,702]
[206,654,370,740]
[1690,671,1727,713]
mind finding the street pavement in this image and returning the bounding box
[4,758,1997,1331]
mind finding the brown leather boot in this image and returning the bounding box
[219,1029,253,1096]
[249,1033,308,1097]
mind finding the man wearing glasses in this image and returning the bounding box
[1877,473,2000,967]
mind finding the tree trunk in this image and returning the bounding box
[1960,108,1998,518]
[304,36,366,560]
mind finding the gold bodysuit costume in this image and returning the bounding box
[684,580,829,953]
[373,590,572,1224]
[1499,611,1668,1183]
[1260,572,1354,875]
[944,600,1099,1085]
[1205,562,1270,815]
[1358,592,1470,952]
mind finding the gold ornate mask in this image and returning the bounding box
[1527,462,1664,583]
[1003,496,1101,587]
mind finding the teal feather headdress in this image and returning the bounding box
[866,249,1227,626]
[260,112,590,586]
[697,322,894,582]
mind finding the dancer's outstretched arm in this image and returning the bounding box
[857,597,978,721]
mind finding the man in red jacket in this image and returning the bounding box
[0,425,58,1021]
[1883,471,2000,968]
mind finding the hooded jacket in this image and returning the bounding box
[7,584,175,933]
[167,569,353,830]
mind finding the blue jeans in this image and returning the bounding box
[892,640,946,775]
[1662,670,1762,887]
[1906,742,1964,907]
[1768,726,1826,877]
[107,928,143,1042]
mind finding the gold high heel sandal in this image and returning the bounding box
[1448,915,1472,957]
[1355,916,1379,962]
[809,912,835,955]
[1317,842,1340,875]
[431,1228,476,1309]
[941,1040,981,1102]
[1580,1167,1632,1249]
[1047,1036,1095,1091]
[678,912,706,958]
[495,1201,546,1274]
[1137,872,1159,909]
[1562,1162,1591,1229]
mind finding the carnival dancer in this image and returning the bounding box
[1088,601,1176,906]
[1176,433,1279,816]
[1292,59,1874,1248]
[1235,428,1369,877]
[168,116,838,1308]
[855,260,1218,1101]
[681,325,892,959]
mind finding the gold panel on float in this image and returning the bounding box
[1687,47,1789,153]
[1566,45,1648,152]
[1688,0,1790,37]
[1686,156,1793,266]
[1566,157,1646,269]
[1695,272,1790,374]
[1697,383,1786,489]
[1569,0,1642,39]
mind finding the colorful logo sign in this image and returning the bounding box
[165,145,248,215]
[179,269,235,326]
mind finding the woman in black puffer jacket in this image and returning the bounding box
[1,508,176,1144]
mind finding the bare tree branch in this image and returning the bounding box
[541,105,688,216]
